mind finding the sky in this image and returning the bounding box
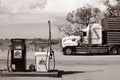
[0,0,116,39]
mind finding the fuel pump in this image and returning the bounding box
[7,39,26,72]
[35,20,55,72]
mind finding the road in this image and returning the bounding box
[55,52,120,80]
[0,51,120,80]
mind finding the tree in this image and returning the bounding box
[58,5,100,36]
[57,24,73,36]
[66,5,100,28]
[104,0,120,17]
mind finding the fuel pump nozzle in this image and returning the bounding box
[49,49,54,59]
[7,44,12,72]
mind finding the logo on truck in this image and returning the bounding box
[93,28,100,39]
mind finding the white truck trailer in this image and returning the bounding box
[62,17,120,55]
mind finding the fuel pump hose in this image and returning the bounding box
[46,47,56,72]
[7,46,13,72]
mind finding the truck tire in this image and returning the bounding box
[119,48,120,55]
[63,47,73,55]
[109,46,119,55]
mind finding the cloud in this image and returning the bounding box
[0,0,107,15]
[0,1,9,14]
[43,0,107,15]
[0,0,47,14]
[0,0,115,24]
[0,0,49,24]
[42,0,88,15]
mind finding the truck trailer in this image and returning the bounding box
[62,17,120,55]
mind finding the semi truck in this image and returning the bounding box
[62,17,120,55]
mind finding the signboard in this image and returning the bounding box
[13,50,22,59]
[35,52,50,72]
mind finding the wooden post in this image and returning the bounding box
[48,20,52,51]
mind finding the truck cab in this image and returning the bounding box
[62,24,102,47]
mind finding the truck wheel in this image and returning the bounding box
[64,47,72,55]
[109,46,119,55]
[119,48,120,55]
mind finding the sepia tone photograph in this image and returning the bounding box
[0,0,120,80]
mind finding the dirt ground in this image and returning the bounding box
[0,51,120,80]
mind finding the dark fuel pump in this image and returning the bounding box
[7,39,26,72]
